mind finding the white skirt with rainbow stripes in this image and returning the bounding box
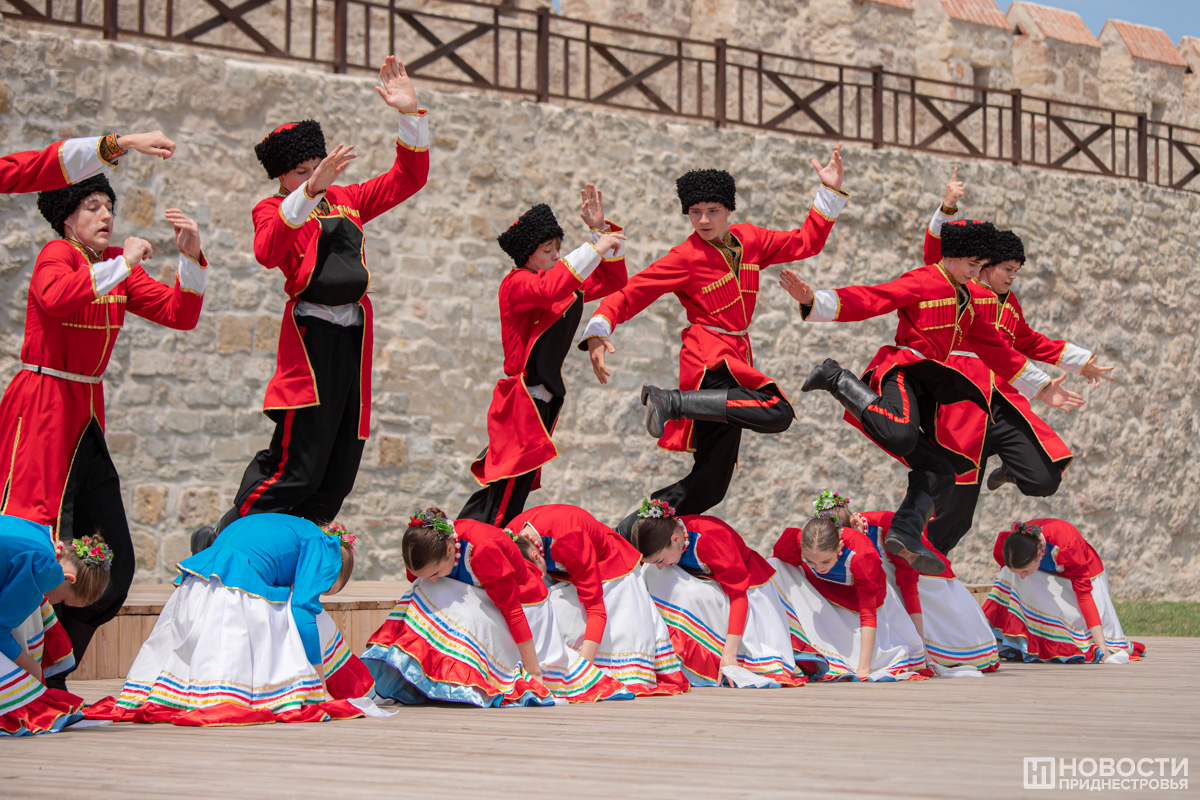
[363,577,635,707]
[549,568,688,696]
[769,559,927,681]
[641,565,810,687]
[114,575,374,716]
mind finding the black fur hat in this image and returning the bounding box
[675,169,736,214]
[940,219,997,259]
[37,174,117,236]
[254,120,327,179]
[989,229,1026,266]
[497,204,565,268]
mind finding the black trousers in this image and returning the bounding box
[617,366,793,537]
[926,393,1063,555]
[53,419,134,675]
[458,396,562,528]
[218,318,365,532]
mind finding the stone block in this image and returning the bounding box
[177,487,221,527]
[217,314,253,354]
[378,435,407,468]
[132,484,167,525]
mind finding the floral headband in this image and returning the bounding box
[636,497,676,519]
[73,535,113,571]
[505,526,544,556]
[325,521,357,551]
[1010,520,1044,543]
[409,510,455,540]
[813,489,850,516]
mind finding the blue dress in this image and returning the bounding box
[0,516,64,662]
[175,514,341,666]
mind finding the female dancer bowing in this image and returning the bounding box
[460,188,626,527]
[0,175,207,686]
[771,514,926,681]
[0,514,111,735]
[195,55,429,547]
[581,150,849,536]
[811,490,998,674]
[364,508,633,707]
[507,503,687,696]
[983,519,1144,664]
[88,514,374,726]
[632,500,813,687]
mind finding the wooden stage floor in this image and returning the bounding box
[3,637,1195,799]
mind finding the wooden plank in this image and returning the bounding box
[14,637,1193,800]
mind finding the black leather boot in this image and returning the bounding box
[884,474,947,575]
[801,358,880,421]
[641,386,728,438]
[986,463,1015,491]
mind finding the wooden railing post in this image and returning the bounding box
[536,7,551,103]
[1136,113,1149,182]
[714,38,727,128]
[102,0,119,40]
[332,0,348,74]
[870,65,883,149]
[1011,89,1022,165]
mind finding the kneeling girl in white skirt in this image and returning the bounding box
[507,503,688,696]
[0,516,111,735]
[90,514,374,726]
[364,508,633,706]
[813,490,999,674]
[770,515,926,681]
[632,499,812,688]
[983,519,1144,664]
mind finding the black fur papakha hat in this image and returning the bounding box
[254,120,327,179]
[675,169,736,214]
[989,229,1026,266]
[940,219,997,259]
[37,174,117,236]
[497,204,565,268]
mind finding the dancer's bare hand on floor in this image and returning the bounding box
[1038,374,1084,412]
[779,269,815,305]
[588,337,615,384]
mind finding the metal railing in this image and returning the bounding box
[5,0,1198,192]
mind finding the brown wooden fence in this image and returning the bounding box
[5,0,1199,192]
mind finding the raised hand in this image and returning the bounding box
[122,236,153,267]
[943,167,964,209]
[307,144,357,195]
[375,55,418,113]
[593,232,626,257]
[1080,359,1115,385]
[116,131,176,160]
[779,268,815,304]
[580,183,605,229]
[588,337,616,384]
[812,142,844,191]
[164,209,202,260]
[1039,374,1085,412]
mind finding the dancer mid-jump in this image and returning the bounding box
[581,147,848,535]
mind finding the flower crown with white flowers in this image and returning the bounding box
[408,510,455,540]
[812,489,850,517]
[636,497,677,519]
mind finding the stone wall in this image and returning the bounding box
[0,19,1197,600]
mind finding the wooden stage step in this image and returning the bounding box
[74,580,997,681]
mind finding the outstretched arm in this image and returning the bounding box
[779,266,926,323]
[924,168,963,265]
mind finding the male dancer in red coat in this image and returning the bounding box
[459,187,626,527]
[193,56,429,551]
[781,220,1081,573]
[1,131,175,194]
[582,146,848,535]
